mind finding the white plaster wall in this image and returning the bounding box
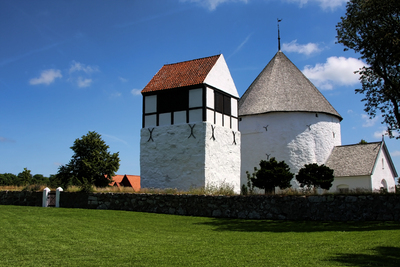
[140,122,241,193]
[328,176,372,193]
[240,112,341,187]
[204,55,239,98]
[205,124,241,193]
[371,148,397,192]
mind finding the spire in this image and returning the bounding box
[277,18,282,51]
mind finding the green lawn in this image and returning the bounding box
[0,205,399,266]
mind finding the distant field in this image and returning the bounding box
[0,205,399,266]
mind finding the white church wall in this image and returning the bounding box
[205,123,241,193]
[371,148,397,192]
[204,55,239,98]
[240,112,341,187]
[140,122,241,193]
[328,176,372,193]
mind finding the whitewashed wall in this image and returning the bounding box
[371,148,397,192]
[328,176,371,193]
[204,55,239,98]
[140,122,241,193]
[240,112,342,188]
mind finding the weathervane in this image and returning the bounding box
[277,18,282,51]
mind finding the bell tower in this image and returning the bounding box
[140,54,241,193]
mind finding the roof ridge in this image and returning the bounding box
[164,54,221,66]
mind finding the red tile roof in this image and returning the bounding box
[109,174,140,191]
[141,55,221,93]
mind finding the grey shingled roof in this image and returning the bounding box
[239,51,342,120]
[325,142,383,177]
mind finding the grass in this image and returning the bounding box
[0,205,399,266]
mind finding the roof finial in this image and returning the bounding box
[277,18,282,51]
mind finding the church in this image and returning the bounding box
[140,49,397,194]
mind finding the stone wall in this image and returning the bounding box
[0,191,42,206]
[1,191,399,221]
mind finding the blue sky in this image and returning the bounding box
[1,0,399,178]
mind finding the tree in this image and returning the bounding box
[0,173,18,186]
[296,163,334,191]
[57,131,120,189]
[32,174,49,185]
[336,0,400,138]
[17,168,32,186]
[359,139,368,144]
[248,157,293,194]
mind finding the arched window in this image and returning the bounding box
[380,179,388,190]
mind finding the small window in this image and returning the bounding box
[214,91,231,116]
[382,158,385,169]
[157,90,188,113]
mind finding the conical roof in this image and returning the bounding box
[239,51,342,120]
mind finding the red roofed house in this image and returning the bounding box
[109,175,140,191]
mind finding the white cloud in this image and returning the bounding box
[391,151,400,157]
[0,136,15,143]
[68,61,99,88]
[119,77,128,82]
[282,40,322,55]
[110,92,122,98]
[69,61,99,74]
[131,89,142,96]
[302,56,366,90]
[29,69,62,85]
[286,0,347,10]
[362,114,379,127]
[77,77,92,88]
[180,0,248,11]
[101,133,128,145]
[373,129,388,139]
[229,33,252,59]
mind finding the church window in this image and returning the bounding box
[214,91,231,116]
[157,89,188,113]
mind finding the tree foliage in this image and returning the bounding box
[57,131,120,189]
[248,157,293,194]
[296,163,334,191]
[336,0,400,138]
[18,168,32,186]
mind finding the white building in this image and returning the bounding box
[140,54,241,193]
[325,141,397,193]
[239,51,342,188]
[140,51,397,193]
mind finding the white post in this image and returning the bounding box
[42,187,50,207]
[56,187,63,208]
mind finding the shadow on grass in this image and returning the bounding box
[194,218,400,233]
[326,246,400,266]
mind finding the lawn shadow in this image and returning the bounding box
[326,246,400,267]
[194,218,400,233]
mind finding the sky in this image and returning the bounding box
[1,0,399,179]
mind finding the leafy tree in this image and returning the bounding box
[296,163,334,191]
[56,131,120,189]
[336,0,400,138]
[359,139,368,144]
[248,157,293,194]
[17,168,32,186]
[0,173,18,186]
[0,174,8,185]
[32,174,49,185]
